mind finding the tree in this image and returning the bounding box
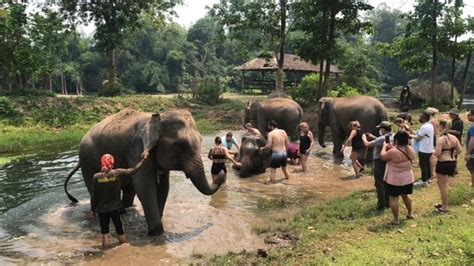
[62,0,179,96]
[210,0,296,91]
[293,0,372,98]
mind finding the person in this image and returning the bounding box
[433,120,462,213]
[244,123,263,139]
[362,121,393,210]
[465,110,474,187]
[208,136,240,182]
[448,108,463,143]
[91,154,147,249]
[381,131,416,225]
[260,120,290,183]
[394,117,412,133]
[341,121,365,178]
[425,107,439,146]
[399,85,412,111]
[287,142,299,165]
[298,122,315,172]
[411,112,434,187]
[222,132,240,155]
[397,107,413,125]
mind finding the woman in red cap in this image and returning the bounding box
[91,153,147,249]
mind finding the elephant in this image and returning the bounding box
[317,95,388,157]
[64,108,225,236]
[237,133,271,177]
[244,97,303,140]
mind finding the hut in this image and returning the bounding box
[234,53,343,93]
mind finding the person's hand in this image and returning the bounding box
[305,149,311,156]
[141,150,149,159]
[465,154,469,161]
[89,212,96,219]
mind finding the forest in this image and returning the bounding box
[0,0,472,107]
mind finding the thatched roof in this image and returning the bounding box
[234,53,343,74]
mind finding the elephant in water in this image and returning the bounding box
[237,133,271,177]
[317,96,388,157]
[64,109,225,235]
[244,97,303,140]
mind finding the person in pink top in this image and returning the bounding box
[381,131,416,225]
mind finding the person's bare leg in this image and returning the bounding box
[350,152,361,177]
[269,168,276,183]
[470,171,474,187]
[282,167,290,179]
[389,196,400,224]
[436,174,449,211]
[301,155,307,172]
[401,194,413,218]
[118,234,127,244]
[102,234,110,249]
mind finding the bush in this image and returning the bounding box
[0,97,19,118]
[287,73,319,107]
[0,89,55,97]
[329,82,361,97]
[194,78,227,105]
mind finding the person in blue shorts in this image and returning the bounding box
[260,120,290,183]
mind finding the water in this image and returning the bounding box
[0,131,373,264]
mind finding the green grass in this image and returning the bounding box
[209,174,474,265]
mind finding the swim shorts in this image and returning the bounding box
[271,152,288,168]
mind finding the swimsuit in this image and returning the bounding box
[299,133,311,155]
[435,135,456,176]
[271,151,288,168]
[351,129,365,151]
[210,147,227,175]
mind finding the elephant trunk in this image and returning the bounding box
[318,122,327,148]
[185,157,222,196]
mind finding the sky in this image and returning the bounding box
[172,0,474,29]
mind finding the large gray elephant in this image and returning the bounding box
[317,96,388,157]
[237,134,271,177]
[244,97,303,140]
[64,109,225,235]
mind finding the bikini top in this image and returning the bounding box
[440,134,455,160]
[210,146,227,163]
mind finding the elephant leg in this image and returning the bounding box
[332,126,344,157]
[157,171,170,217]
[121,183,136,208]
[132,163,163,236]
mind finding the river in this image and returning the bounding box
[0,131,373,264]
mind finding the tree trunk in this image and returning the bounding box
[275,0,287,92]
[48,73,53,92]
[59,56,67,95]
[430,0,438,104]
[317,59,324,100]
[450,35,458,105]
[323,10,336,97]
[106,47,116,93]
[457,49,472,110]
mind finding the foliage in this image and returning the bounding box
[0,97,18,118]
[194,78,227,105]
[329,82,361,97]
[287,73,318,107]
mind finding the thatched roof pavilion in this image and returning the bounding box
[234,53,342,93]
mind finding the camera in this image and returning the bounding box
[385,135,390,144]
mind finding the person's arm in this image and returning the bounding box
[341,130,356,151]
[365,133,377,140]
[224,149,239,165]
[380,143,392,161]
[233,137,240,151]
[308,131,315,152]
[116,158,147,177]
[285,132,289,150]
[433,135,444,158]
[466,135,474,160]
[208,148,213,160]
[448,121,462,138]
[412,125,426,141]
[454,136,462,157]
[261,132,273,150]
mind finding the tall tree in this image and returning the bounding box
[62,0,179,96]
[293,0,372,98]
[210,0,296,91]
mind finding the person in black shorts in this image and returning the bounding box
[208,136,240,183]
[91,153,147,249]
[260,120,290,183]
[342,121,365,178]
[298,122,315,172]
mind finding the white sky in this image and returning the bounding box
[173,0,474,29]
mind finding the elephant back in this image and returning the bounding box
[261,98,303,139]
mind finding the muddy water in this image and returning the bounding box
[0,131,373,264]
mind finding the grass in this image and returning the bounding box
[209,164,474,265]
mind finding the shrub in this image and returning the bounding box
[329,82,361,97]
[0,97,19,118]
[287,73,319,107]
[194,78,227,105]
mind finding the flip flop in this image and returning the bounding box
[406,215,415,220]
[434,204,442,209]
[434,206,449,213]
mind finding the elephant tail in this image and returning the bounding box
[64,163,80,203]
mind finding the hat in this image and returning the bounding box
[376,121,392,130]
[449,108,460,116]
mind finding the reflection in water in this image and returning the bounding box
[0,132,372,264]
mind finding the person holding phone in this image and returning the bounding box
[362,121,393,210]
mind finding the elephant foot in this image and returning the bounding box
[148,224,164,236]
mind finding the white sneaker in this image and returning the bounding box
[413,180,424,186]
[421,182,428,187]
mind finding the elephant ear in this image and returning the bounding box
[141,113,161,153]
[318,98,330,122]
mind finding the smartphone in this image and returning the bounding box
[385,135,390,144]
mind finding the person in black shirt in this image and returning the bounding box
[91,154,147,249]
[342,121,365,178]
[399,85,412,111]
[448,108,463,143]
